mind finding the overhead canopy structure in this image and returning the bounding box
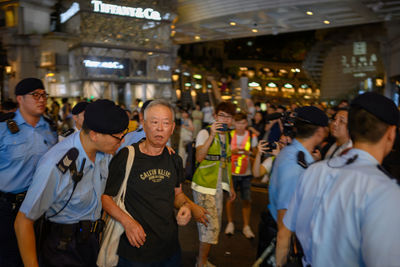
[174,0,400,43]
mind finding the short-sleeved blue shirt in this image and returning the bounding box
[268,139,313,221]
[0,109,57,193]
[117,125,146,153]
[20,132,111,223]
[284,148,400,266]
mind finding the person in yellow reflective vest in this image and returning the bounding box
[225,112,258,239]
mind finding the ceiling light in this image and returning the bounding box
[148,52,153,55]
[323,20,330,24]
[194,35,201,40]
[306,11,313,15]
[230,21,236,26]
[252,29,258,33]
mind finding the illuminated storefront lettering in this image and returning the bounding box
[91,0,161,21]
[60,2,80,23]
[83,59,124,69]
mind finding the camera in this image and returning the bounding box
[217,123,229,132]
[265,111,296,138]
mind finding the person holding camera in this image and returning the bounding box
[224,112,258,239]
[191,102,236,267]
[258,106,328,266]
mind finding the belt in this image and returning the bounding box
[0,191,26,203]
[46,219,104,235]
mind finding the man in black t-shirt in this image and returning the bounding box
[102,99,208,266]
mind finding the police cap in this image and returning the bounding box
[15,78,45,95]
[71,101,89,115]
[350,92,399,126]
[84,99,129,134]
[296,106,329,127]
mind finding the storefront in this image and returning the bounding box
[1,0,177,108]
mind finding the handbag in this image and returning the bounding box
[97,145,135,267]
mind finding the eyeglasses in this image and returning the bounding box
[217,113,232,119]
[27,92,49,100]
[108,128,129,142]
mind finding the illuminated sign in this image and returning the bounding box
[342,42,378,74]
[83,59,124,69]
[61,2,80,23]
[157,65,170,71]
[91,0,161,21]
[249,82,260,87]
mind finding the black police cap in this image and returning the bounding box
[296,106,329,127]
[351,92,399,126]
[71,102,89,115]
[15,78,45,95]
[84,99,129,134]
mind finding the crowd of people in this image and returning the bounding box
[1,77,400,267]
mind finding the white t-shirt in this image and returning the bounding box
[201,106,214,124]
[261,156,275,183]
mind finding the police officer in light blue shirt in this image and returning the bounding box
[277,92,400,267]
[260,106,328,267]
[14,99,129,267]
[117,100,152,152]
[0,78,57,267]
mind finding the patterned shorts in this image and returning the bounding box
[192,189,223,245]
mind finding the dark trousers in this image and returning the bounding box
[117,250,182,267]
[0,197,24,267]
[257,209,277,267]
[40,221,100,267]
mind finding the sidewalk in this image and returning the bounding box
[180,182,269,267]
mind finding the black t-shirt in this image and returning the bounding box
[104,142,185,263]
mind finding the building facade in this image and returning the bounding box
[0,0,177,108]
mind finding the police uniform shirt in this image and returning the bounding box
[117,125,146,152]
[0,109,57,193]
[268,139,314,221]
[58,126,78,143]
[284,148,400,266]
[20,132,111,223]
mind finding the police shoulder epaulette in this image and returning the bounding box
[0,112,19,134]
[61,128,75,138]
[297,151,308,169]
[43,115,57,132]
[377,165,397,182]
[0,112,15,122]
[56,147,79,174]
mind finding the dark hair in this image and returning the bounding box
[294,120,321,139]
[234,112,247,121]
[81,121,91,134]
[348,107,389,144]
[215,102,236,116]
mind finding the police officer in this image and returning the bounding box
[277,92,400,266]
[59,101,89,141]
[258,106,328,266]
[14,99,129,267]
[0,78,57,266]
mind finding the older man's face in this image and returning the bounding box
[143,105,175,148]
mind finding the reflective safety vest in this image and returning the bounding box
[230,130,253,175]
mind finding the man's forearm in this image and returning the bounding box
[14,212,39,267]
[195,134,215,162]
[101,194,133,228]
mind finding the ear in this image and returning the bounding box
[16,95,23,104]
[171,121,176,134]
[387,125,397,144]
[89,130,98,142]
